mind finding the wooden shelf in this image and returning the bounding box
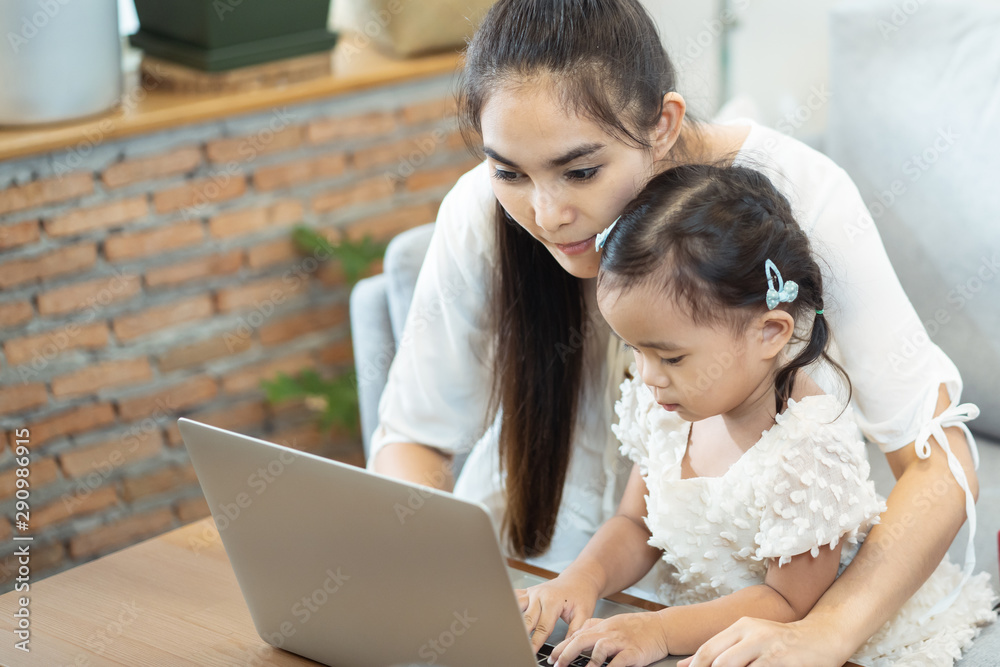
[0,39,463,162]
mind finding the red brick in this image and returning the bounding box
[158,334,253,373]
[3,322,109,365]
[112,294,214,342]
[272,422,327,454]
[318,339,354,367]
[102,147,202,189]
[346,201,440,242]
[266,395,312,418]
[306,111,396,145]
[176,495,211,523]
[45,197,149,237]
[406,160,479,192]
[164,399,266,446]
[259,304,349,345]
[69,507,174,559]
[59,430,164,478]
[37,271,141,316]
[352,129,457,172]
[253,153,348,191]
[0,383,48,416]
[153,175,247,214]
[316,257,383,287]
[25,403,116,448]
[214,275,307,313]
[222,351,313,394]
[105,220,204,262]
[31,486,118,531]
[0,219,40,249]
[145,249,242,288]
[0,243,97,289]
[331,442,365,467]
[401,97,459,125]
[51,358,152,399]
[311,176,396,214]
[245,238,298,269]
[0,458,59,498]
[117,376,218,422]
[208,200,302,239]
[206,126,303,164]
[351,138,411,171]
[445,129,467,151]
[0,301,32,329]
[0,541,64,585]
[122,463,198,502]
[0,172,93,216]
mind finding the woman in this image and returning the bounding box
[369,0,992,663]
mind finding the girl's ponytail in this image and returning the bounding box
[774,306,850,413]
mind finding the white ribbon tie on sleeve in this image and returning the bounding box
[912,401,981,621]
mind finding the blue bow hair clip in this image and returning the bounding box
[765,258,798,310]
[595,216,620,251]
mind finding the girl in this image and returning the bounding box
[370,0,994,662]
[536,164,997,667]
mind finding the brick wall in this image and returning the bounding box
[0,74,479,591]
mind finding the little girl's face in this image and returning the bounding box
[598,280,779,422]
[479,77,665,280]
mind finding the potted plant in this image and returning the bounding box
[130,0,338,71]
[0,0,121,124]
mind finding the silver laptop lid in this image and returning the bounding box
[178,418,539,667]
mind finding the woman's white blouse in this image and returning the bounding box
[368,119,975,571]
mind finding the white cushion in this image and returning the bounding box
[827,0,1000,438]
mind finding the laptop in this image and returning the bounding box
[178,418,682,667]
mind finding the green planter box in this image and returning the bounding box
[130,0,338,72]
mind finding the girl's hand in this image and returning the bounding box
[548,613,671,667]
[678,617,847,667]
[516,574,602,654]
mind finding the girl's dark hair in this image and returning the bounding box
[598,164,851,413]
[458,0,687,558]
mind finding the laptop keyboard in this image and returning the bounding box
[536,643,611,666]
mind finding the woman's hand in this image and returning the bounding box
[678,617,847,667]
[548,613,671,667]
[517,574,602,654]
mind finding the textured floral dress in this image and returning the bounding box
[614,374,997,667]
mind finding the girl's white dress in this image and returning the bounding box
[614,374,997,667]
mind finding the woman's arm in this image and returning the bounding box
[372,442,455,490]
[681,383,979,667]
[366,164,498,483]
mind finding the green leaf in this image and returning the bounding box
[261,369,360,434]
[291,225,386,286]
[292,226,336,257]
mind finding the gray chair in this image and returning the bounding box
[350,222,436,460]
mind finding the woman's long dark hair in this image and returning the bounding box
[598,164,852,414]
[458,0,690,557]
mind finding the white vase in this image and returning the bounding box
[0,0,122,125]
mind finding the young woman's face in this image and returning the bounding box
[480,79,662,279]
[597,280,778,423]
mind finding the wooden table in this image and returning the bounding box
[0,518,661,666]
